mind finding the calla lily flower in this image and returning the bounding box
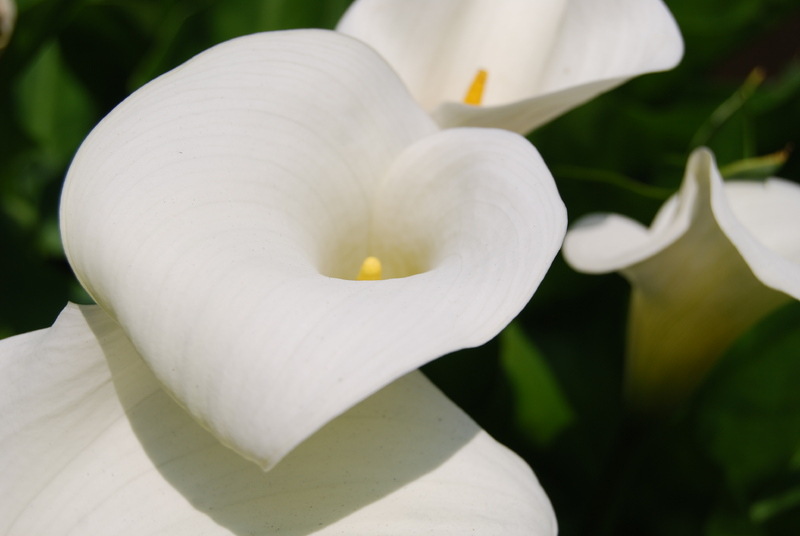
[336,0,684,134]
[0,304,557,534]
[59,28,567,471]
[563,148,800,410]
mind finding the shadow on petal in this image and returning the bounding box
[89,308,484,534]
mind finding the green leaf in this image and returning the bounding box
[500,323,574,446]
[691,68,764,150]
[207,0,350,40]
[750,485,800,525]
[695,302,800,493]
[553,164,673,200]
[14,41,95,166]
[705,507,765,536]
[719,149,790,179]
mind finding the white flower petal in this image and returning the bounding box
[563,148,800,409]
[61,30,566,467]
[561,213,651,274]
[338,0,572,111]
[1,304,557,536]
[714,177,800,298]
[337,0,683,133]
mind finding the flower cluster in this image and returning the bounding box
[6,0,798,534]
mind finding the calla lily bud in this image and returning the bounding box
[563,148,800,411]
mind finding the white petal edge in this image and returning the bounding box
[61,29,566,468]
[563,148,800,298]
[562,156,696,274]
[713,176,800,299]
[561,212,652,274]
[0,304,558,536]
[338,0,683,133]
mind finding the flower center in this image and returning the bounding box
[356,256,382,281]
[314,196,434,282]
[318,237,430,282]
[463,69,488,106]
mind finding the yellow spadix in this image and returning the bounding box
[357,256,382,281]
[463,69,488,106]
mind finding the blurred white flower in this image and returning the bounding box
[0,0,15,49]
[563,148,800,410]
[337,0,684,134]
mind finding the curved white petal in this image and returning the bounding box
[61,30,566,467]
[714,177,800,299]
[563,148,800,409]
[0,304,557,535]
[337,0,683,133]
[561,213,652,274]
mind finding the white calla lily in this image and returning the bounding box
[563,148,800,410]
[60,30,566,468]
[0,304,558,535]
[336,0,683,134]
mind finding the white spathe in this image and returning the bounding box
[563,148,800,409]
[60,30,567,468]
[0,304,558,535]
[336,0,683,134]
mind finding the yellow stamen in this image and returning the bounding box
[463,69,488,106]
[357,256,382,281]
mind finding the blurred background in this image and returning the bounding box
[1,0,799,534]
